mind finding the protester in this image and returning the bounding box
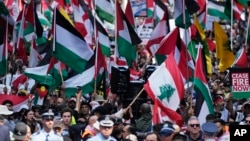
[122,124,138,141]
[144,132,161,141]
[0,105,15,132]
[13,122,31,141]
[185,116,203,141]
[1,1,250,141]
[159,123,175,141]
[213,119,230,141]
[135,103,152,132]
[0,115,11,141]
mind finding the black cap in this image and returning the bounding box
[42,109,55,119]
[81,101,92,110]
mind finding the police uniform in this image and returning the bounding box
[87,115,117,141]
[201,122,218,141]
[30,109,63,141]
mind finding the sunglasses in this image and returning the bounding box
[189,124,200,128]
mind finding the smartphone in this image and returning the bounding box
[76,86,81,93]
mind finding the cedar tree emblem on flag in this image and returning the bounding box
[158,84,175,102]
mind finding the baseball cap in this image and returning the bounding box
[13,122,27,140]
[160,123,175,137]
[98,115,114,127]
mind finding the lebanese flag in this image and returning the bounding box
[0,95,31,112]
[144,53,184,126]
[233,47,248,68]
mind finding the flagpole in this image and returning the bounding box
[93,0,98,95]
[52,7,56,52]
[16,4,26,53]
[59,65,64,85]
[5,16,9,86]
[245,8,250,46]
[182,0,193,107]
[122,88,145,115]
[230,0,233,50]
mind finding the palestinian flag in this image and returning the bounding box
[144,53,184,126]
[95,0,115,23]
[233,47,248,68]
[53,8,94,73]
[121,0,135,26]
[224,0,244,21]
[147,0,154,17]
[95,18,111,57]
[194,46,214,125]
[71,0,87,37]
[25,57,66,91]
[116,2,142,65]
[64,66,95,98]
[146,12,169,56]
[154,0,168,22]
[174,0,192,28]
[207,0,229,20]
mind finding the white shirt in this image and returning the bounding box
[30,129,63,141]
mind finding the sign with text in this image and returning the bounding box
[229,68,250,98]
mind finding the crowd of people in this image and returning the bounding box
[1,19,250,141]
[1,0,250,141]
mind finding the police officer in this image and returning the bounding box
[87,115,116,141]
[30,109,63,141]
[201,122,218,141]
